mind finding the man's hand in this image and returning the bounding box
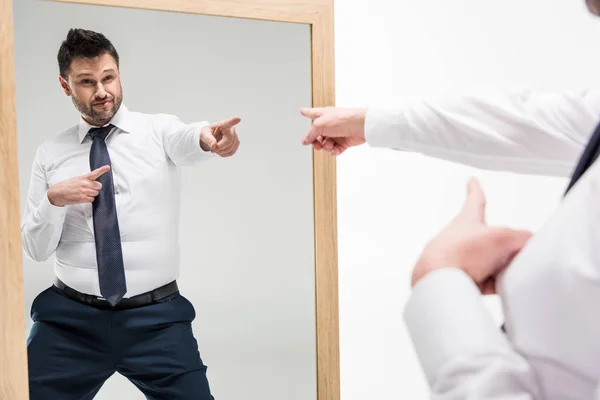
[300,107,367,156]
[200,117,241,157]
[411,178,533,294]
[47,166,109,207]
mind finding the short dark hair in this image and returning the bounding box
[57,28,119,78]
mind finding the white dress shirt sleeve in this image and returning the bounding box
[20,147,67,262]
[156,114,215,167]
[365,87,600,177]
[404,268,542,399]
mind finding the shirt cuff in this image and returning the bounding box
[403,268,512,386]
[37,191,68,225]
[190,121,217,157]
[364,108,407,149]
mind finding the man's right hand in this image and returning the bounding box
[47,166,110,207]
[300,107,367,156]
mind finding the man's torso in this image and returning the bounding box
[38,108,184,296]
[497,154,600,398]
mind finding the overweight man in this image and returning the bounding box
[21,28,239,399]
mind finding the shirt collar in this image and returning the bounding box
[78,104,132,143]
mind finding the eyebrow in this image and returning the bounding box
[74,69,116,78]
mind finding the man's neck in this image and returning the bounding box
[83,115,110,127]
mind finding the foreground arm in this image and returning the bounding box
[303,88,600,177]
[405,268,541,399]
[366,88,600,176]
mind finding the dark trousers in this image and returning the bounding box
[27,285,214,400]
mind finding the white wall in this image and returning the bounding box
[334,0,600,398]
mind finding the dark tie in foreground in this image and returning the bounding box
[565,122,600,193]
[501,121,600,333]
[89,124,127,305]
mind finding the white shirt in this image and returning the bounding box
[365,87,600,177]
[364,87,600,399]
[21,105,212,297]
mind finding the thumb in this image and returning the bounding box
[85,165,110,180]
[485,227,533,276]
[202,131,218,150]
[301,108,328,145]
[459,177,486,223]
[300,107,324,120]
[491,228,533,254]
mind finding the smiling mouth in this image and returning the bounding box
[93,99,112,107]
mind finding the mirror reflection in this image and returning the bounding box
[14,1,316,399]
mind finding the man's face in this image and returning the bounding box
[587,0,600,16]
[59,53,123,126]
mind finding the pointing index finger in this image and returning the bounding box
[215,117,241,130]
[85,165,110,180]
[300,107,324,120]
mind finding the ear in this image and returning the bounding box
[58,75,71,96]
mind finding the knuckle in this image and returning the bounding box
[490,228,513,244]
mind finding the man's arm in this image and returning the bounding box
[302,87,600,177]
[157,114,241,166]
[366,88,600,176]
[156,114,215,167]
[404,178,541,398]
[404,268,541,399]
[21,147,67,262]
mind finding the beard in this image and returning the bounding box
[73,90,123,125]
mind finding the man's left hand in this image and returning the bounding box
[200,117,241,157]
[411,178,533,294]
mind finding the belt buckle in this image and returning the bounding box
[83,294,95,305]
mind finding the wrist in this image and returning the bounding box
[351,108,367,138]
[199,125,215,152]
[411,252,457,287]
[199,138,211,152]
[411,264,433,287]
[47,188,64,207]
[411,264,455,287]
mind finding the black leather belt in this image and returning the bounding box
[54,279,179,310]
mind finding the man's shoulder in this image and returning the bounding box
[125,109,183,133]
[35,124,79,158]
[41,124,78,143]
[127,109,179,122]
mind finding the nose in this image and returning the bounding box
[95,83,107,99]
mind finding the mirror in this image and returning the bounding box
[3,0,338,399]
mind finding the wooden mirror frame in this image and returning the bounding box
[0,0,339,399]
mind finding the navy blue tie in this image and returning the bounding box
[89,124,127,305]
[565,121,600,194]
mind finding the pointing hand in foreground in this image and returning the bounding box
[411,178,533,294]
[300,107,367,156]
